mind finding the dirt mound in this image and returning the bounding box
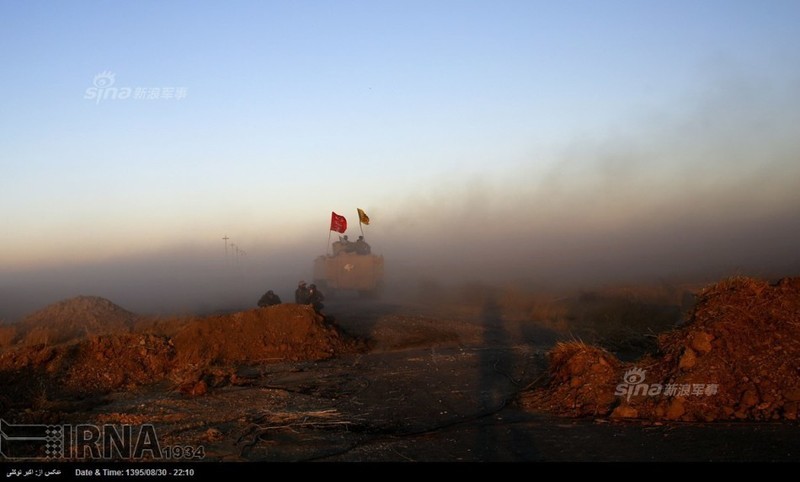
[519,342,620,417]
[172,304,354,367]
[0,334,175,405]
[0,303,359,412]
[16,295,138,345]
[522,276,800,421]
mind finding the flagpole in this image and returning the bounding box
[357,209,365,238]
[326,230,332,256]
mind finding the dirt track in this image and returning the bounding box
[26,297,798,463]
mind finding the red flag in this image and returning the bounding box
[330,212,347,233]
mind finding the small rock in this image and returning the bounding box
[204,428,223,442]
[189,380,208,397]
[701,413,716,422]
[740,389,759,408]
[665,398,685,420]
[611,405,638,419]
[690,332,714,354]
[679,348,697,370]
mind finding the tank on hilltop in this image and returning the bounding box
[313,235,384,298]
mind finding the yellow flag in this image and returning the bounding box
[357,208,370,225]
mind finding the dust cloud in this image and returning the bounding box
[0,242,323,322]
[375,73,800,290]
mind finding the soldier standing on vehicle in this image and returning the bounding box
[333,235,351,255]
[257,290,281,307]
[295,281,310,304]
[355,235,371,255]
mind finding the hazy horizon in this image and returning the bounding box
[2,1,799,320]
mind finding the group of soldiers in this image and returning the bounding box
[256,234,372,313]
[332,235,371,256]
[257,281,324,313]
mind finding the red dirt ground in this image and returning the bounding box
[0,299,359,413]
[522,276,800,421]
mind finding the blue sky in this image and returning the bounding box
[1,0,799,272]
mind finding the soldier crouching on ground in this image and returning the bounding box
[295,281,310,304]
[307,283,325,314]
[257,290,281,307]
